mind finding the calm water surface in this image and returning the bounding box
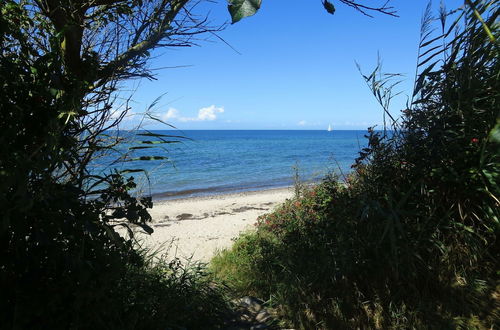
[93,130,368,199]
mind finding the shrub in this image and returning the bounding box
[0,2,229,328]
[211,2,499,328]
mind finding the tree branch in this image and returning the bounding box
[95,0,189,84]
[338,0,397,18]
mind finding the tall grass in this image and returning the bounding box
[111,249,232,330]
[211,2,499,328]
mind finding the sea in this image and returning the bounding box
[93,130,369,200]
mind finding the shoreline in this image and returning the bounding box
[150,176,325,202]
[132,186,294,262]
[152,185,294,203]
[150,182,296,202]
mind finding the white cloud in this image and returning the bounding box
[161,105,224,122]
[163,108,180,120]
[343,121,374,127]
[195,105,224,121]
[297,120,322,127]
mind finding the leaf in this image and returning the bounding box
[413,60,438,97]
[139,140,180,144]
[138,223,154,235]
[112,208,126,218]
[126,156,168,161]
[49,88,60,96]
[489,121,500,143]
[228,0,262,24]
[323,0,336,15]
[417,49,443,67]
[128,146,153,150]
[119,169,146,174]
[137,132,186,139]
[419,34,443,48]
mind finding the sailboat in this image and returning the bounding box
[327,124,333,132]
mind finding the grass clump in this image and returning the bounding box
[1,206,232,330]
[211,2,499,329]
[113,253,232,330]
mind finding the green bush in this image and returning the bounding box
[211,2,499,328]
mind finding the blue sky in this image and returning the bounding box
[119,0,462,130]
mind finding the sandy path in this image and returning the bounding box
[129,187,293,262]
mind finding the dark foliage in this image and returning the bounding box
[212,2,499,328]
[0,1,229,328]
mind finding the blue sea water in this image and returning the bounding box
[95,130,368,199]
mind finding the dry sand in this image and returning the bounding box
[129,187,293,262]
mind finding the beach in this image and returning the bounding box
[131,187,294,262]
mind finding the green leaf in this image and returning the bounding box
[228,0,262,24]
[128,146,153,150]
[138,223,154,235]
[127,156,167,161]
[139,140,180,144]
[49,88,60,96]
[119,169,146,174]
[137,132,186,139]
[323,0,336,15]
[489,121,500,143]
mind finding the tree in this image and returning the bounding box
[0,1,224,326]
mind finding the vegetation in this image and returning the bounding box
[228,0,396,23]
[211,2,499,328]
[3,0,497,328]
[0,0,234,328]
[0,0,399,328]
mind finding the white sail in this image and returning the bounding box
[327,124,332,132]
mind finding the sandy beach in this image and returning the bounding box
[130,187,294,262]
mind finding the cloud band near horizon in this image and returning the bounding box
[163,105,224,122]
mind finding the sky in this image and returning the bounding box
[118,0,463,130]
